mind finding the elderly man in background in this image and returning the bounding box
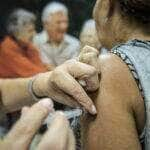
[34,2,80,67]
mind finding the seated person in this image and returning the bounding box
[80,19,107,54]
[81,0,150,149]
[0,8,52,137]
[33,2,80,66]
[0,8,51,78]
[80,19,101,50]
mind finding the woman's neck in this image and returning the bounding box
[120,17,150,42]
[112,7,150,46]
[129,29,150,41]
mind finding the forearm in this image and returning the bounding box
[0,78,34,113]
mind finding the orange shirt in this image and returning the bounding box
[0,36,47,78]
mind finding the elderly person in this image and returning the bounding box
[33,2,80,67]
[80,19,100,50]
[0,55,99,149]
[0,8,52,140]
[80,0,150,150]
[80,19,107,54]
[0,8,51,78]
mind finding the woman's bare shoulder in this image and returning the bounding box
[98,53,142,103]
[95,53,145,131]
[99,53,136,82]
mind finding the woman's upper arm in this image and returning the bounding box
[98,53,142,105]
[82,53,145,150]
[97,53,145,131]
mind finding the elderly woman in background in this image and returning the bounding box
[80,0,150,150]
[80,19,100,50]
[80,19,107,54]
[0,9,51,78]
[0,8,52,139]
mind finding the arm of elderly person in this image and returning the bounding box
[0,59,99,114]
[81,53,145,150]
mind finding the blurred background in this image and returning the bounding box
[0,0,96,38]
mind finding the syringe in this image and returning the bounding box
[44,108,83,125]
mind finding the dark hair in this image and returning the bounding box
[119,0,150,23]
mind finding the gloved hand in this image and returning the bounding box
[0,98,75,150]
[78,45,100,91]
[79,45,100,73]
[32,59,98,115]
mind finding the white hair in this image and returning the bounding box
[80,19,101,49]
[7,8,36,35]
[81,19,96,34]
[42,2,68,23]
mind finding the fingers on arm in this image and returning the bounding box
[64,59,97,78]
[48,85,79,107]
[81,45,99,56]
[50,69,97,114]
[64,60,100,91]
[79,45,101,73]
